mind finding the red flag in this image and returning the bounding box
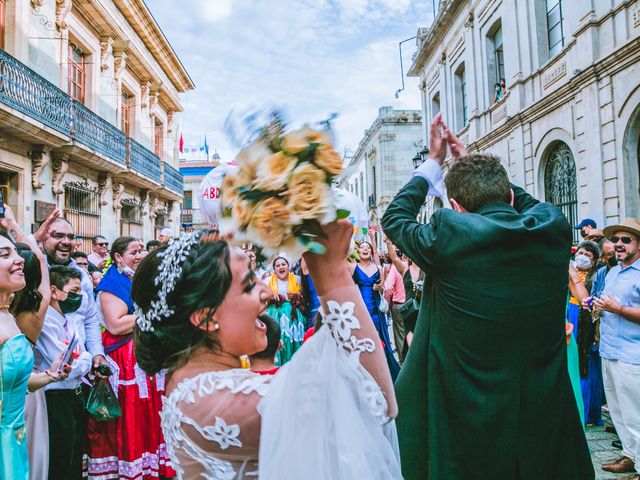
[179,133,184,153]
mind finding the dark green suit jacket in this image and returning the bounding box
[381,176,594,480]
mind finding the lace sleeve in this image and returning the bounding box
[318,284,398,419]
[161,369,272,479]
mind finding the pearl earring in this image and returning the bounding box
[214,323,220,331]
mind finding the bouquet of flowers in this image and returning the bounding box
[219,116,347,256]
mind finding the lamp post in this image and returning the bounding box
[412,146,430,169]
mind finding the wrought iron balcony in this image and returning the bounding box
[0,48,72,136]
[72,102,126,165]
[127,138,161,183]
[163,162,184,196]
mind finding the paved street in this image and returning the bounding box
[588,412,629,480]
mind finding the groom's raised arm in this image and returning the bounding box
[382,160,442,273]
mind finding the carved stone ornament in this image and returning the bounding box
[148,91,159,113]
[464,11,474,29]
[167,201,175,223]
[55,0,72,30]
[97,173,109,206]
[100,38,113,72]
[112,180,125,210]
[419,80,427,92]
[140,82,151,108]
[31,0,45,8]
[166,112,175,134]
[148,194,159,219]
[439,50,447,65]
[113,53,127,83]
[140,189,149,216]
[29,146,50,190]
[51,155,69,195]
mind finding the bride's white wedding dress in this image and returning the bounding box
[160,286,402,479]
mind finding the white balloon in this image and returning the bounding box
[333,188,368,241]
[197,163,238,228]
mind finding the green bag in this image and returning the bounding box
[398,297,419,324]
[86,378,121,421]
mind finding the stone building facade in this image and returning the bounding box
[339,106,422,243]
[179,153,220,231]
[0,0,193,249]
[409,0,640,240]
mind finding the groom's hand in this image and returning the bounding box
[428,113,448,166]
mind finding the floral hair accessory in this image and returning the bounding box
[135,231,201,332]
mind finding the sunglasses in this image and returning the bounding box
[51,233,76,241]
[610,236,635,245]
[94,242,109,247]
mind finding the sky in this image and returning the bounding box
[149,0,436,161]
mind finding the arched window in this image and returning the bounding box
[544,142,578,241]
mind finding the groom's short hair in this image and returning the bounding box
[444,154,511,212]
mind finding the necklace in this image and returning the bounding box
[0,304,10,313]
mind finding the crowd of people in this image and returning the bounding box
[1,114,639,480]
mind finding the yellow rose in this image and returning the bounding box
[247,197,291,248]
[313,144,343,176]
[232,199,255,229]
[284,126,331,154]
[233,140,272,168]
[287,163,331,223]
[255,152,297,191]
[220,173,239,208]
[237,161,258,187]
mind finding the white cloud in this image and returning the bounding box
[150,0,433,161]
[197,0,233,23]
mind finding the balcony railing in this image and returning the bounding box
[163,162,184,195]
[368,194,377,209]
[72,102,126,165]
[127,138,161,182]
[0,48,72,136]
[0,49,180,193]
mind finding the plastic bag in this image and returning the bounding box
[379,297,389,314]
[86,378,121,421]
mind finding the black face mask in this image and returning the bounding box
[59,292,83,314]
[607,256,618,268]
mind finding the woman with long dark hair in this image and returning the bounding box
[84,236,174,480]
[132,222,401,478]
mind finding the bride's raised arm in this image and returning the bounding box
[302,220,398,418]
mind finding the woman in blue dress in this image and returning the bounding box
[349,241,400,380]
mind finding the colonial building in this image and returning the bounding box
[340,106,422,242]
[0,0,193,249]
[409,0,640,239]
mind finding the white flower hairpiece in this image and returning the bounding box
[135,231,201,332]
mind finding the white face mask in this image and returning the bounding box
[574,254,592,270]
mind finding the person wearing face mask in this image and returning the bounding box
[85,236,174,480]
[567,240,602,427]
[265,256,306,365]
[33,265,92,480]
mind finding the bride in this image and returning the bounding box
[131,220,402,479]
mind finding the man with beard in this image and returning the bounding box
[381,113,593,479]
[594,220,640,479]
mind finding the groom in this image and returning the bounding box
[382,114,594,479]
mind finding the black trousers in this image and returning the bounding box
[45,387,86,480]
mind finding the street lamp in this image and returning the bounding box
[412,146,430,169]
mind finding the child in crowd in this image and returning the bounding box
[249,315,282,375]
[34,265,93,479]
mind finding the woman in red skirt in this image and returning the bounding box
[84,236,175,479]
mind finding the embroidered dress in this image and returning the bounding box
[266,274,306,365]
[84,266,175,479]
[160,287,401,479]
[0,334,34,480]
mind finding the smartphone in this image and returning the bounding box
[96,364,113,377]
[0,189,4,218]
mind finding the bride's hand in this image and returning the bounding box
[302,220,353,295]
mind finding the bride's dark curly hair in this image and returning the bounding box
[10,243,43,316]
[132,235,232,376]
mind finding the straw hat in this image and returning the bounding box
[603,218,640,239]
